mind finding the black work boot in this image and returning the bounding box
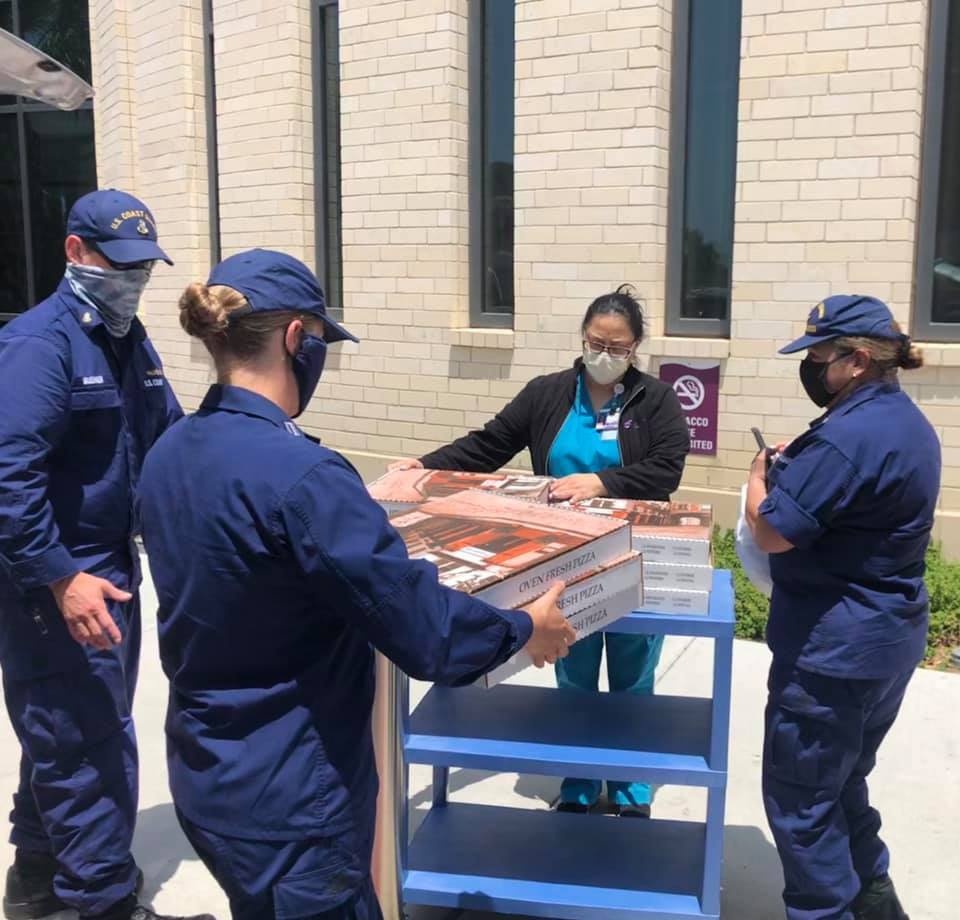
[853,874,910,920]
[81,893,216,920]
[3,850,64,920]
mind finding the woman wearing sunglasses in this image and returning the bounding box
[389,284,691,817]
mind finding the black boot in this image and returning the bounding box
[81,893,216,920]
[3,851,64,920]
[5,858,146,920]
[853,874,910,920]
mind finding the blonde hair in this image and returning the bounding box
[179,283,301,363]
[834,320,923,373]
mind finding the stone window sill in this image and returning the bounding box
[451,328,516,349]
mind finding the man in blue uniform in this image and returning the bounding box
[0,190,211,920]
[746,296,939,920]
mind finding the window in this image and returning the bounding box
[313,0,342,319]
[470,0,515,328]
[916,0,960,340]
[0,0,96,320]
[202,0,221,265]
[667,0,742,338]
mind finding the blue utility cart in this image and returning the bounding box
[397,570,735,920]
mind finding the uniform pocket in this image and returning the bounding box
[765,668,863,794]
[273,839,364,919]
[70,385,122,412]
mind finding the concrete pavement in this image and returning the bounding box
[0,560,956,920]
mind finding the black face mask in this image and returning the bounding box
[799,353,851,408]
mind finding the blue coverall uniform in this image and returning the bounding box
[550,371,663,810]
[137,384,535,920]
[0,279,182,914]
[759,379,940,920]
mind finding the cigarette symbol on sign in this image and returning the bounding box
[673,375,705,411]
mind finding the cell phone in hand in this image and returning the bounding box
[751,427,767,452]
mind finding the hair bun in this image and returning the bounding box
[899,337,924,370]
[179,282,230,339]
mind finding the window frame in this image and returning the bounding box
[914,0,957,342]
[0,0,94,321]
[202,0,221,266]
[665,0,740,339]
[312,0,343,320]
[469,0,514,330]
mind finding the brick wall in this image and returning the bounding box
[88,0,960,546]
[731,0,960,541]
[90,0,215,409]
[307,0,676,464]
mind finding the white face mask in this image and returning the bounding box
[583,346,631,385]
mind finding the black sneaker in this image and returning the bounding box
[82,895,215,920]
[3,851,64,920]
[852,874,910,920]
[613,803,651,818]
[129,908,216,920]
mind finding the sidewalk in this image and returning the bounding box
[1,564,956,920]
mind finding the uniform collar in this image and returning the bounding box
[812,377,901,428]
[56,276,146,341]
[200,384,301,433]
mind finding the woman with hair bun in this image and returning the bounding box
[390,284,692,818]
[746,294,941,920]
[137,249,575,920]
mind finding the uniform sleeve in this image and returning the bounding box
[419,380,535,473]
[278,458,534,685]
[759,439,860,550]
[0,335,78,590]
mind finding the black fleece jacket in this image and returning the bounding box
[419,360,690,501]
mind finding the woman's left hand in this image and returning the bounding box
[750,449,769,483]
[549,473,607,503]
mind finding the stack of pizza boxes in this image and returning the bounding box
[368,472,643,687]
[574,499,714,615]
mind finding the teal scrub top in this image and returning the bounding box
[547,371,623,478]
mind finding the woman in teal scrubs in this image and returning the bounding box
[389,286,691,816]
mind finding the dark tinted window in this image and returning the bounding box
[20,0,92,84]
[0,114,27,313]
[25,108,96,300]
[670,0,742,335]
[315,1,342,317]
[471,0,514,323]
[0,0,95,315]
[932,0,960,324]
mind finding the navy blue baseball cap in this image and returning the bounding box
[779,294,905,354]
[207,248,358,343]
[66,189,173,266]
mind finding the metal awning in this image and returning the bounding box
[0,26,93,110]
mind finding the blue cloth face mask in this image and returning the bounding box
[290,332,327,417]
[66,262,152,338]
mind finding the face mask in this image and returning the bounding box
[290,332,327,417]
[66,263,151,337]
[799,352,851,408]
[583,346,631,386]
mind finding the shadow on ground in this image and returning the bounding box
[132,802,202,903]
[407,824,783,920]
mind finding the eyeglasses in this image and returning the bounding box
[583,337,635,359]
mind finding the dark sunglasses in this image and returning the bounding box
[92,244,156,274]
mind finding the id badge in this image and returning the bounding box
[596,410,621,432]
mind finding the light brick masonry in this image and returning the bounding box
[88,0,960,548]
